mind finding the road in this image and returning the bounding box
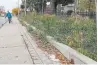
[0,17,6,27]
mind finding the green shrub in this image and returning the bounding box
[20,12,97,61]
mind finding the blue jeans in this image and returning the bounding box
[8,18,12,23]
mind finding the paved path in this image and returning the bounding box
[0,17,60,64]
[0,17,33,64]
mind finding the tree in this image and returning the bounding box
[77,0,96,18]
[12,8,20,15]
[21,0,44,13]
[21,0,74,14]
[77,0,96,12]
[20,5,25,9]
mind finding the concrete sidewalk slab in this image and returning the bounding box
[0,17,60,64]
[0,47,31,64]
[0,17,33,64]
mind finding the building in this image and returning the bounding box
[57,4,74,15]
[0,6,5,14]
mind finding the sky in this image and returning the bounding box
[0,0,21,12]
[47,2,50,5]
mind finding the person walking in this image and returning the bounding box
[6,11,12,23]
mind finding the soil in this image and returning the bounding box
[32,33,74,64]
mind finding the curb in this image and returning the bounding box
[0,21,7,29]
[19,20,97,64]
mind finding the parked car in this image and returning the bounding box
[1,14,4,17]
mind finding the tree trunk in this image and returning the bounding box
[51,1,57,14]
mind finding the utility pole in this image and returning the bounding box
[42,0,44,14]
[25,0,26,16]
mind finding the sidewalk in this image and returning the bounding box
[0,17,60,64]
[0,17,33,64]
